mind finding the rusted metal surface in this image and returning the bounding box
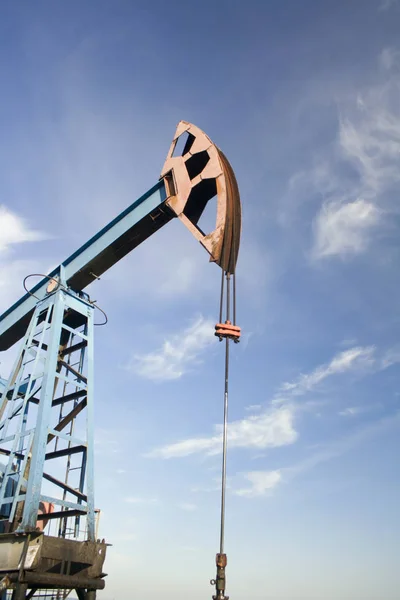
[216,553,227,568]
[160,121,241,274]
[8,571,105,590]
[36,502,54,532]
[211,552,228,600]
[0,532,106,593]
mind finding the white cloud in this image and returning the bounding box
[234,413,400,500]
[147,406,297,459]
[0,207,48,313]
[0,206,46,254]
[235,470,282,498]
[275,346,376,403]
[147,343,389,460]
[0,260,41,314]
[230,413,400,499]
[288,55,400,260]
[338,106,400,197]
[128,315,215,381]
[312,199,380,259]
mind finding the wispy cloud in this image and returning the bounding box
[338,404,381,417]
[338,99,400,197]
[0,260,36,314]
[314,69,400,259]
[284,52,400,260]
[0,207,48,312]
[0,206,46,254]
[312,199,380,259]
[235,412,400,498]
[274,346,376,403]
[147,406,297,459]
[128,315,214,381]
[235,470,282,498]
[147,343,397,460]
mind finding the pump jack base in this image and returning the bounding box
[0,532,107,598]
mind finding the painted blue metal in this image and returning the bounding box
[0,177,174,548]
[85,300,95,542]
[0,285,96,540]
[21,291,65,530]
[0,180,169,351]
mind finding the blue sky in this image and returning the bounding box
[0,1,400,598]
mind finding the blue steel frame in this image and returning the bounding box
[0,178,173,546]
[0,181,168,351]
[0,284,95,540]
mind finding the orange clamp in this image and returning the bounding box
[215,320,241,340]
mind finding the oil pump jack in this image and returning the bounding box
[0,122,241,600]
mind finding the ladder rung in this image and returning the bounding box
[45,445,86,460]
[58,360,87,384]
[42,471,87,501]
[47,399,87,444]
[0,448,24,460]
[37,509,86,520]
[61,340,87,356]
[52,390,87,407]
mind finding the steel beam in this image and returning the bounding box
[0,181,169,350]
